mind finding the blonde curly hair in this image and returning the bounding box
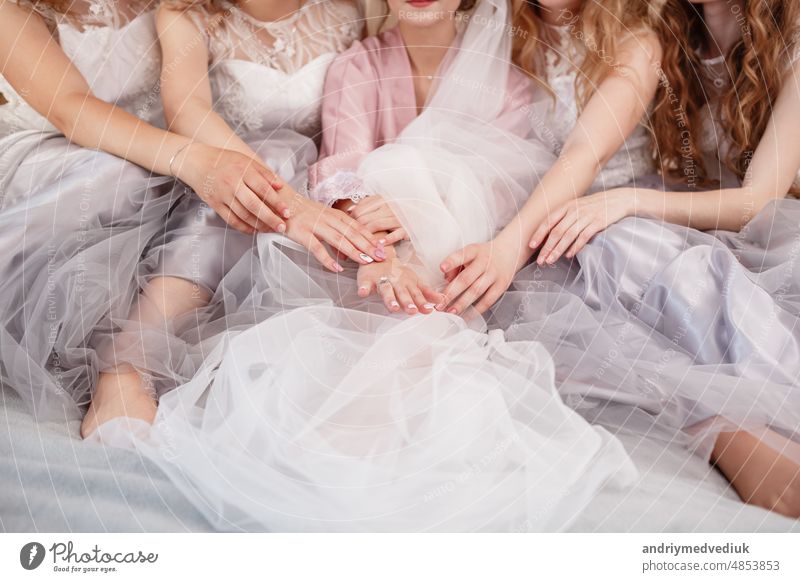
[510,0,662,107]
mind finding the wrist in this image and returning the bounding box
[630,188,659,219]
[496,227,534,271]
[171,141,208,185]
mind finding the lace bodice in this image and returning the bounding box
[539,24,653,191]
[0,0,163,135]
[187,0,362,141]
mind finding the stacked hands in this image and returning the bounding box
[184,143,633,319]
[175,143,385,273]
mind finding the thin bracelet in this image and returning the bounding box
[168,141,195,177]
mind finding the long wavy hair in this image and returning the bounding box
[651,0,800,189]
[510,0,662,106]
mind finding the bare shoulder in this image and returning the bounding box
[617,29,663,69]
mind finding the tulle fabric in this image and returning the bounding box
[0,130,174,419]
[93,236,636,532]
[92,0,640,531]
[87,133,318,397]
[491,199,800,463]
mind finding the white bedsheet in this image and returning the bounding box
[1,385,797,532]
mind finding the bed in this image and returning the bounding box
[2,384,798,533]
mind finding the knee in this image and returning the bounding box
[141,276,211,320]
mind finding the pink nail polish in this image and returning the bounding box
[283,209,291,218]
[448,308,458,315]
[276,223,286,233]
[375,248,386,260]
[334,262,344,272]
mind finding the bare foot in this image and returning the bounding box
[81,370,157,439]
[712,429,800,519]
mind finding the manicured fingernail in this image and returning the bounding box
[283,209,291,218]
[448,308,458,315]
[440,263,448,272]
[359,253,374,263]
[378,238,387,244]
[390,301,399,310]
[424,303,436,310]
[359,286,368,294]
[407,303,417,310]
[276,223,286,233]
[546,256,555,264]
[334,262,344,272]
[529,241,537,248]
[347,205,356,212]
[375,248,386,260]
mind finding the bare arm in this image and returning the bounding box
[438,32,663,316]
[0,0,189,176]
[531,56,800,265]
[634,58,800,231]
[515,32,663,260]
[0,0,293,233]
[156,6,256,158]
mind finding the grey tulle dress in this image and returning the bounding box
[0,1,175,420]
[493,49,800,462]
[1,0,365,418]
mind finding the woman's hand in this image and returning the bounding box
[347,195,408,245]
[174,142,290,235]
[437,230,531,319]
[283,191,385,273]
[530,188,635,265]
[357,256,443,315]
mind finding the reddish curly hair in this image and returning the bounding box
[650,0,800,190]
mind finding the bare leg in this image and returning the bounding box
[80,277,212,439]
[711,428,800,518]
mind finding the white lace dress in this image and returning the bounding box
[0,0,176,419]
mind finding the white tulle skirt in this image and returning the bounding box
[94,235,637,532]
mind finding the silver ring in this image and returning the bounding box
[377,276,391,286]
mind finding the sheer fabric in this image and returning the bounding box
[492,38,800,463]
[93,0,638,532]
[0,0,172,418]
